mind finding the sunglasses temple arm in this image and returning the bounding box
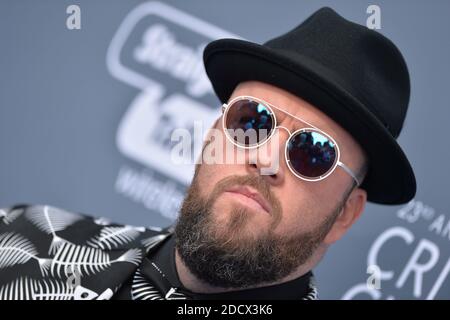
[337,161,361,187]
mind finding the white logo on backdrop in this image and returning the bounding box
[107,1,241,185]
[343,200,449,300]
[106,2,241,219]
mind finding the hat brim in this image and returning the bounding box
[203,38,416,204]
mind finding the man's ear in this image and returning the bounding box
[208,117,221,133]
[204,117,221,143]
[323,187,367,245]
[199,117,221,159]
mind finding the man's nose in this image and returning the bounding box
[246,129,288,186]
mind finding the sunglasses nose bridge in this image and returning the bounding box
[262,126,293,174]
[273,126,294,150]
[275,125,292,137]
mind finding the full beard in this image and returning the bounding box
[174,172,342,289]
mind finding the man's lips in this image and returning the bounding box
[224,185,272,215]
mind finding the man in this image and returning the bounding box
[0,7,415,300]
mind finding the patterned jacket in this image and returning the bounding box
[0,204,318,300]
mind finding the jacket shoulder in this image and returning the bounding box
[0,204,170,252]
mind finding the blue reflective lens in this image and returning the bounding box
[287,130,336,178]
[225,99,274,145]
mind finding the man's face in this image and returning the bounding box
[175,81,366,289]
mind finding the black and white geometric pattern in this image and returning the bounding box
[0,204,318,300]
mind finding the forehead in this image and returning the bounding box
[229,81,366,163]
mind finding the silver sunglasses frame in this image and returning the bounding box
[221,95,360,186]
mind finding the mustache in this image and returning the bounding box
[207,174,283,229]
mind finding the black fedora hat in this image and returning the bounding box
[203,7,416,205]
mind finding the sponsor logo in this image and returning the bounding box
[106,2,240,218]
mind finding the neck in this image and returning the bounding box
[174,248,317,294]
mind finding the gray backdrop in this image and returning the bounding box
[0,0,449,299]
